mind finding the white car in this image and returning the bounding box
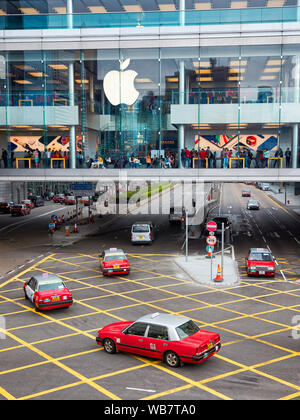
[247,199,260,210]
[131,221,154,244]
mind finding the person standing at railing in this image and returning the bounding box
[285,148,292,168]
[274,147,283,168]
[1,148,7,168]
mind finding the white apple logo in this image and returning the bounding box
[103,58,139,106]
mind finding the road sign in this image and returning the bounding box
[206,235,217,246]
[206,221,217,232]
[206,245,214,253]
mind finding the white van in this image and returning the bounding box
[131,222,154,244]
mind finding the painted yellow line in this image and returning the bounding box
[0,386,16,400]
[0,254,56,290]
[262,191,300,222]
[3,329,121,400]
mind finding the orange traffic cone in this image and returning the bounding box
[214,264,223,282]
[73,223,79,233]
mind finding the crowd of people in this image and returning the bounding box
[0,146,296,169]
[181,146,294,169]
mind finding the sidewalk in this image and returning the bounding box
[267,183,300,217]
[174,254,240,288]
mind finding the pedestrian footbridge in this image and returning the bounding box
[0,168,299,183]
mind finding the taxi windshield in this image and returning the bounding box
[105,254,125,261]
[38,282,65,291]
[176,320,200,339]
[248,252,272,261]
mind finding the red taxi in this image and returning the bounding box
[21,199,34,209]
[64,195,76,205]
[11,204,30,216]
[96,312,221,368]
[24,274,73,311]
[100,248,130,275]
[246,248,276,277]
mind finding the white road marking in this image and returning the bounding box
[126,387,156,393]
[280,270,287,281]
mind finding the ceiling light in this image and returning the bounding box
[260,75,277,80]
[49,64,68,70]
[166,77,179,82]
[158,4,176,11]
[14,65,35,71]
[123,5,143,12]
[193,61,211,67]
[13,80,33,85]
[28,72,48,78]
[197,77,213,82]
[195,69,211,74]
[267,0,284,7]
[266,59,283,66]
[264,67,280,73]
[229,68,246,73]
[228,76,244,81]
[53,7,66,14]
[231,1,248,8]
[194,3,211,10]
[19,8,39,14]
[230,60,247,66]
[75,79,89,84]
[88,6,107,13]
[136,78,153,83]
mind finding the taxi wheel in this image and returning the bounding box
[103,338,116,354]
[164,351,181,368]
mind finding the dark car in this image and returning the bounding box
[34,196,45,207]
[242,189,251,197]
[0,202,14,213]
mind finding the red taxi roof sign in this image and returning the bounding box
[206,221,217,232]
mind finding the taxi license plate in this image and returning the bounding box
[207,342,213,350]
[139,236,143,239]
[113,265,119,269]
[52,296,60,302]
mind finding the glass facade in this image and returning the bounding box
[0,3,299,169]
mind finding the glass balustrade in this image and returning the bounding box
[0,7,298,31]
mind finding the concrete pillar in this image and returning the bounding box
[69,61,76,169]
[178,60,185,168]
[67,0,73,29]
[180,0,185,26]
[293,124,299,168]
[293,55,300,103]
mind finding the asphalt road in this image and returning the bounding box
[0,182,299,401]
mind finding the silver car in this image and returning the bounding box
[247,199,260,210]
[131,221,154,244]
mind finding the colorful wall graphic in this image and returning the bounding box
[195,134,278,151]
[9,136,83,153]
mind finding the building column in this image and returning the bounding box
[293,124,299,168]
[69,61,76,169]
[180,0,185,26]
[67,0,73,29]
[178,60,185,168]
[178,0,185,168]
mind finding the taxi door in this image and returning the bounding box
[100,252,104,270]
[25,278,36,302]
[142,324,169,360]
[117,322,148,355]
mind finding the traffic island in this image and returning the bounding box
[174,254,240,288]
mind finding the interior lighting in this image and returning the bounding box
[194,3,212,9]
[19,8,39,14]
[88,6,107,13]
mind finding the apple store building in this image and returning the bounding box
[0,0,300,169]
